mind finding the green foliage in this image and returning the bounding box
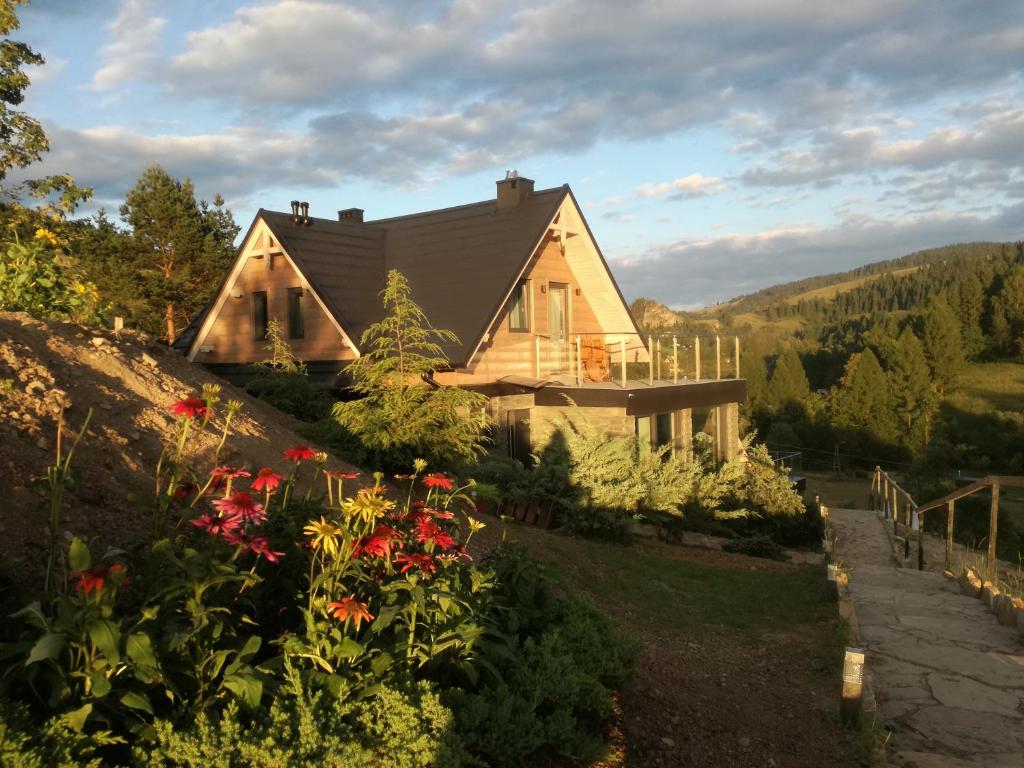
[333,269,489,468]
[827,348,901,458]
[447,544,638,767]
[886,326,937,447]
[768,347,811,414]
[921,299,965,394]
[989,264,1024,355]
[138,675,468,768]
[727,443,804,517]
[722,534,788,561]
[118,166,238,341]
[0,698,109,768]
[0,236,102,322]
[245,323,335,423]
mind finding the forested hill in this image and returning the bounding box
[631,241,1023,339]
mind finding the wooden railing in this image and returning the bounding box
[869,467,1024,574]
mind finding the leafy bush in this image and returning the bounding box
[722,534,789,561]
[138,672,468,768]
[446,544,638,766]
[0,698,110,768]
[0,235,102,323]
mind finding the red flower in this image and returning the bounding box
[284,445,316,462]
[394,552,437,575]
[170,397,208,419]
[191,512,242,536]
[247,535,285,563]
[412,500,427,509]
[212,491,266,525]
[212,466,251,481]
[324,470,360,480]
[72,563,126,595]
[251,467,283,492]
[422,472,453,490]
[358,525,401,559]
[415,517,457,551]
[174,482,198,501]
[328,596,374,629]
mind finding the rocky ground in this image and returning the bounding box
[0,311,356,585]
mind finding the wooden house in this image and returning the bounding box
[178,174,746,462]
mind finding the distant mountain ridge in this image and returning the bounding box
[630,241,1022,331]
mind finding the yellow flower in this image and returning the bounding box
[304,516,342,556]
[413,458,428,473]
[314,451,329,464]
[342,491,394,526]
[33,228,60,247]
[467,516,486,533]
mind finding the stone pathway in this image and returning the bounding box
[830,508,1024,768]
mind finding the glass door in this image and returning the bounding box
[548,284,568,372]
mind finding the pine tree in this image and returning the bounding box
[332,269,489,465]
[828,349,899,444]
[119,166,237,341]
[887,327,937,447]
[740,346,770,420]
[988,265,1024,355]
[768,347,811,411]
[921,299,965,394]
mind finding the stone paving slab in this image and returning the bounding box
[829,508,1024,768]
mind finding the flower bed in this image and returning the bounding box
[0,389,636,767]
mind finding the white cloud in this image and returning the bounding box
[91,0,167,90]
[635,173,726,199]
[27,56,66,85]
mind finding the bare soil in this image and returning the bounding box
[0,311,358,583]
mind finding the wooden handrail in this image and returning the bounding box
[869,466,1024,576]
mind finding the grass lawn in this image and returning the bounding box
[481,522,872,768]
[950,360,1024,414]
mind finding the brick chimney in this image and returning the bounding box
[496,170,534,209]
[338,208,364,223]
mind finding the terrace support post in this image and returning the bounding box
[535,335,541,379]
[735,336,741,379]
[620,337,627,388]
[678,408,693,463]
[988,479,1000,578]
[892,486,899,538]
[916,507,924,571]
[656,338,662,380]
[648,336,654,386]
[715,335,721,379]
[945,500,955,574]
[695,337,701,381]
[672,337,678,384]
[575,336,582,386]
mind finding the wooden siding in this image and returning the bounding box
[194,226,353,365]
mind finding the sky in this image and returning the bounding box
[16,0,1024,309]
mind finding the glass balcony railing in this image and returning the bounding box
[531,332,742,387]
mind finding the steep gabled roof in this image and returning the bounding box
[257,186,567,366]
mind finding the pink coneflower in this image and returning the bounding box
[212,466,251,481]
[283,445,316,462]
[170,397,207,419]
[174,482,198,501]
[251,467,283,492]
[212,491,266,525]
[422,472,453,490]
[247,535,285,563]
[191,513,242,536]
[324,470,360,480]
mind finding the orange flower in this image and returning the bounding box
[328,596,374,630]
[251,467,283,492]
[71,563,126,595]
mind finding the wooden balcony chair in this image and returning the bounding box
[580,336,611,382]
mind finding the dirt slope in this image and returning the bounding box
[0,311,355,575]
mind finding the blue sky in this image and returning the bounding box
[17,0,1024,308]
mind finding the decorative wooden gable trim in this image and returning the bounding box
[186,216,360,362]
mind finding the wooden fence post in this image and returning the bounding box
[715,335,721,380]
[694,337,701,381]
[892,486,898,537]
[988,479,1000,577]
[916,507,924,570]
[673,337,678,384]
[656,338,661,380]
[945,500,955,574]
[735,336,741,379]
[648,336,654,385]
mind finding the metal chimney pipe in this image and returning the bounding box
[290,200,300,224]
[300,201,310,225]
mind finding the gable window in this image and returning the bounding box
[508,280,530,332]
[288,287,305,339]
[252,291,268,340]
